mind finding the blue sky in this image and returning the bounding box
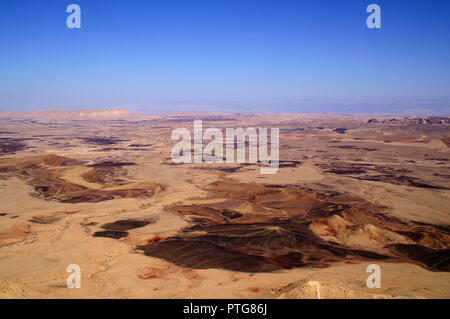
[1,0,449,114]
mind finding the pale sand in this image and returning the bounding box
[0,111,448,298]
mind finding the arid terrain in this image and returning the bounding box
[0,109,449,298]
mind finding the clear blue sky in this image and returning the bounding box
[1,0,449,114]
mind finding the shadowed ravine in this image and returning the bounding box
[139,180,450,272]
[0,155,164,203]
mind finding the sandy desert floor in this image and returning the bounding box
[0,110,449,298]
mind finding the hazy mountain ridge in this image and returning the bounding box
[0,109,448,123]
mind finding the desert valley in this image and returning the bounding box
[0,109,448,298]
